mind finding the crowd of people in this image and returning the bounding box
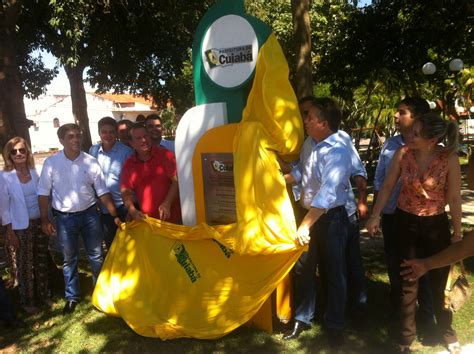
[0,113,180,321]
[0,97,470,353]
[279,96,464,354]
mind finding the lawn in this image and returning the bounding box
[1,157,473,353]
[1,234,474,354]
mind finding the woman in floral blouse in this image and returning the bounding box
[367,113,462,354]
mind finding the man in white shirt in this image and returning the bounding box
[38,123,120,314]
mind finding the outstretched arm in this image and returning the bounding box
[401,232,474,281]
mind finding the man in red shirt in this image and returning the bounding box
[120,123,181,223]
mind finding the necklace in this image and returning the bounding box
[16,168,31,181]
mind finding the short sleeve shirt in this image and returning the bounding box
[89,141,133,211]
[37,151,108,212]
[374,135,404,214]
[121,145,181,222]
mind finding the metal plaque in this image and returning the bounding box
[201,153,236,225]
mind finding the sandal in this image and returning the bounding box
[399,344,412,353]
[448,342,461,354]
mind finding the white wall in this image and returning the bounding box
[26,93,155,152]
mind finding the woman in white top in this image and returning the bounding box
[2,137,49,313]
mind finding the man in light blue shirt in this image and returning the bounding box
[290,97,369,319]
[89,117,133,249]
[283,97,351,346]
[373,97,434,322]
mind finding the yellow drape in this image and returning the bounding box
[92,33,304,340]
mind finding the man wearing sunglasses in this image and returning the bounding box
[38,123,120,314]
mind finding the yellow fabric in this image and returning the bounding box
[92,33,305,339]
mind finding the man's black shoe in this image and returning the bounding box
[283,320,311,340]
[63,300,78,314]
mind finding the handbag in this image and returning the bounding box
[444,260,471,312]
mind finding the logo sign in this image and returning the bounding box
[202,15,258,88]
[211,159,233,173]
[172,242,201,283]
[204,45,253,69]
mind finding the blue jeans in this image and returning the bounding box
[346,213,367,312]
[101,205,128,250]
[55,205,104,301]
[382,213,434,318]
[294,206,349,329]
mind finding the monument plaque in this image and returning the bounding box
[201,153,236,225]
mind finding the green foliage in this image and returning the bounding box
[10,0,473,132]
[18,54,58,99]
[312,1,472,104]
[245,0,294,70]
[85,0,213,111]
[158,50,195,116]
[249,0,471,131]
[160,105,177,138]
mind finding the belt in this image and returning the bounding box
[325,205,345,216]
[53,204,97,216]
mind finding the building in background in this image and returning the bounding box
[25,92,157,152]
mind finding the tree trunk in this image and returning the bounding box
[0,0,31,145]
[65,65,92,150]
[291,0,313,99]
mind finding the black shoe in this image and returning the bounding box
[3,317,25,330]
[326,328,344,348]
[63,300,78,314]
[283,320,311,340]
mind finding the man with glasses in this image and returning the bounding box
[38,123,120,314]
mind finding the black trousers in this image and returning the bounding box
[395,208,457,346]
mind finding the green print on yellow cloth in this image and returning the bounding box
[92,34,305,340]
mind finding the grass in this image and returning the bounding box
[2,236,474,353]
[1,156,473,353]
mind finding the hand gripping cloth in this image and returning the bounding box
[92,34,305,339]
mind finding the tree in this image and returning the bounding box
[291,0,313,99]
[36,0,114,150]
[31,0,212,150]
[0,0,55,145]
[313,0,472,105]
[87,1,213,116]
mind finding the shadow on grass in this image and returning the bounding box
[3,237,471,353]
[76,274,401,353]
